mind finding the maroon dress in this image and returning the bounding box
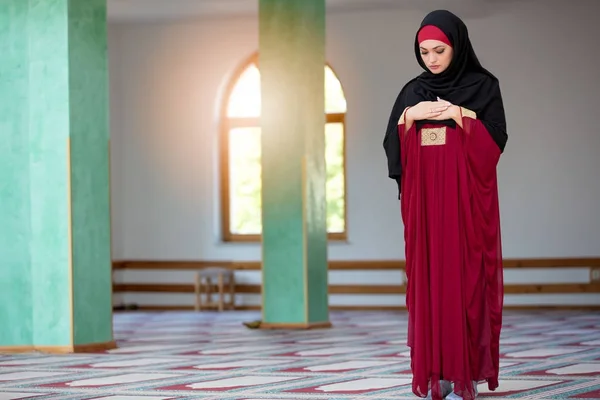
[398,108,504,400]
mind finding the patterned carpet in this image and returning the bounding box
[1,310,600,399]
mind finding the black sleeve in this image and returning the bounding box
[383,89,406,199]
[480,80,508,153]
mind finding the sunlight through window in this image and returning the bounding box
[221,56,347,241]
[227,64,261,118]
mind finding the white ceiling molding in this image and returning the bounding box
[107,0,533,23]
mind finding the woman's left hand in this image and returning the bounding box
[431,98,460,122]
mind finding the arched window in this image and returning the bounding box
[220,53,347,242]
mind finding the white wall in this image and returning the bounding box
[108,0,600,307]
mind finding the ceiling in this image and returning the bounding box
[107,0,524,23]
[106,0,388,22]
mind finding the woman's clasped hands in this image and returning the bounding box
[401,97,460,127]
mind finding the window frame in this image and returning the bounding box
[219,52,348,242]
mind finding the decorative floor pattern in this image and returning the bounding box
[1,310,600,399]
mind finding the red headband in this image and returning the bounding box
[418,25,451,47]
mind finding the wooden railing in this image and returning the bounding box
[112,258,600,311]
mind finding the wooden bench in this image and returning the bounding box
[194,267,235,311]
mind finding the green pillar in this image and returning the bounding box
[0,0,114,352]
[259,0,330,328]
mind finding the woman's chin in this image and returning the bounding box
[428,67,445,74]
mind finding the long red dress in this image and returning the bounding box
[398,108,503,400]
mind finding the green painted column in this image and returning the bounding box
[259,0,330,328]
[0,0,33,348]
[0,0,113,352]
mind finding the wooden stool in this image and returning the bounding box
[194,267,235,311]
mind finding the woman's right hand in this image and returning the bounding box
[406,100,451,122]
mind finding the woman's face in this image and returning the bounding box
[419,39,453,74]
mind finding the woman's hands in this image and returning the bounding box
[433,99,463,128]
[406,100,451,122]
[402,98,462,129]
[432,98,461,124]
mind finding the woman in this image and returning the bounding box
[383,10,507,400]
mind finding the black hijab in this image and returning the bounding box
[383,10,507,196]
